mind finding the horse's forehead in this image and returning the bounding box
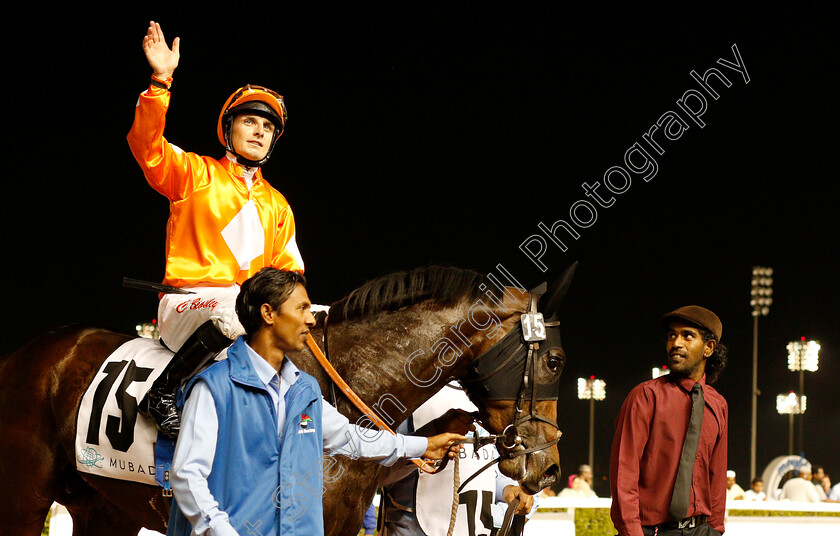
[488,287,530,316]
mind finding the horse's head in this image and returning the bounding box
[460,262,577,494]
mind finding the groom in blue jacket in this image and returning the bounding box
[167,268,464,536]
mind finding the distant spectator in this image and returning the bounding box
[812,465,828,500]
[827,482,840,502]
[818,474,832,500]
[780,464,821,502]
[726,470,745,500]
[577,464,598,498]
[743,478,766,501]
[558,475,587,498]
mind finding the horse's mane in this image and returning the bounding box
[329,266,498,322]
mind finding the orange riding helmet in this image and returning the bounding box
[217,84,288,167]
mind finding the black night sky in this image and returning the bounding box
[3,3,838,496]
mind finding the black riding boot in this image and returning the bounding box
[139,320,233,438]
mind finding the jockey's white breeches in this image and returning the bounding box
[157,285,244,353]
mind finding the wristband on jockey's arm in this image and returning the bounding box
[150,74,172,90]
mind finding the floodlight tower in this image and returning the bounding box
[578,376,606,472]
[749,266,773,479]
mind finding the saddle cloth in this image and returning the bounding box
[74,338,175,485]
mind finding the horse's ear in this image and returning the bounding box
[529,281,548,300]
[539,261,578,318]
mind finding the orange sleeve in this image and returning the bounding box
[126,82,209,201]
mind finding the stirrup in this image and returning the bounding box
[140,388,181,439]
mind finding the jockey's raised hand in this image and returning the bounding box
[142,21,180,79]
[424,432,467,460]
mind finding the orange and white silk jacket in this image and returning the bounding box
[127,83,304,290]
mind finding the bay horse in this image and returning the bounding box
[0,263,576,536]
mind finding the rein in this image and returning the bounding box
[304,332,440,474]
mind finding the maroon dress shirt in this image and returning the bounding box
[609,373,728,536]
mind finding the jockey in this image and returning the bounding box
[127,21,303,437]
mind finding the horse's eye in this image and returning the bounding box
[546,350,565,372]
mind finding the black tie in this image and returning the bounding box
[669,382,704,521]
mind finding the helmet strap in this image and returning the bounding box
[230,152,263,169]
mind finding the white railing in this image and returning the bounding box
[524,497,840,536]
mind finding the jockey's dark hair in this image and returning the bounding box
[698,326,727,384]
[329,265,502,322]
[236,267,307,336]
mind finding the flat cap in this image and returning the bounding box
[662,305,723,341]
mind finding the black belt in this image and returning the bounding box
[648,514,707,531]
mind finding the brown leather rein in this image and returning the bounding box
[305,331,440,474]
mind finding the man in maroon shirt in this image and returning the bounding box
[610,306,729,536]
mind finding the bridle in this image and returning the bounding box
[455,282,564,490]
[440,284,565,536]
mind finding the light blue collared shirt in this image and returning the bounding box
[171,341,428,535]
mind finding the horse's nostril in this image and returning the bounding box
[543,463,560,482]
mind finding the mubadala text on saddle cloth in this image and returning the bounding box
[520,43,750,273]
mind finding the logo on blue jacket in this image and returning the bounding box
[298,413,316,434]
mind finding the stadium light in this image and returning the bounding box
[652,366,669,379]
[776,391,806,455]
[578,376,606,472]
[749,266,773,480]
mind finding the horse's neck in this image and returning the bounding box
[325,310,460,426]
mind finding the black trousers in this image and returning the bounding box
[641,522,721,536]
